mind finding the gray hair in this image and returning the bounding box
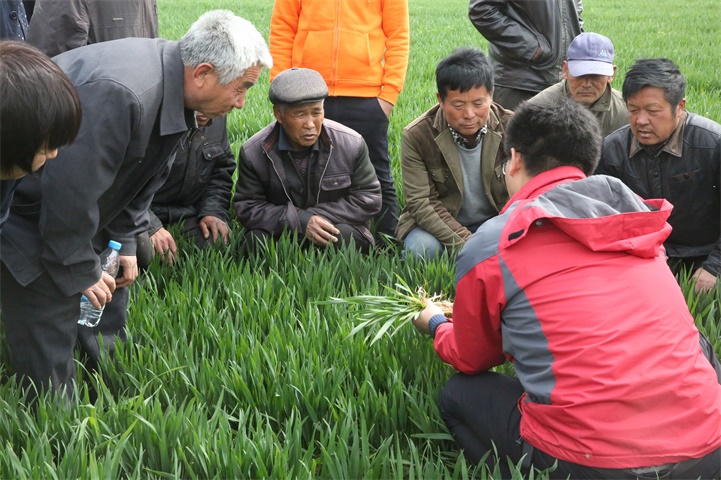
[179,10,273,85]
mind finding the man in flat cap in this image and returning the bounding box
[528,32,628,137]
[234,68,382,252]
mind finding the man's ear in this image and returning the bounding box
[273,105,283,124]
[607,64,617,83]
[192,63,215,87]
[508,147,523,175]
[561,61,569,81]
[676,98,687,115]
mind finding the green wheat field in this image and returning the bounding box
[0,0,719,478]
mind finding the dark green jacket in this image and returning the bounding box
[528,80,628,137]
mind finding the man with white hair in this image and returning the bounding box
[0,10,272,400]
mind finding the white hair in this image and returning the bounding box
[179,10,273,85]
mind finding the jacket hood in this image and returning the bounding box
[503,167,673,258]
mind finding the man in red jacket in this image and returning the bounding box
[413,98,721,478]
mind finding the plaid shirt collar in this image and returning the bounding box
[449,123,487,149]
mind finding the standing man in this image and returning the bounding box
[27,0,158,57]
[528,32,627,137]
[145,113,236,266]
[234,68,381,253]
[269,0,409,240]
[0,10,273,399]
[413,98,721,478]
[396,48,512,259]
[469,0,583,110]
[597,58,720,293]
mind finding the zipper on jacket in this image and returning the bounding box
[263,146,294,203]
[316,141,333,204]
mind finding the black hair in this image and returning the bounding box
[621,58,685,111]
[504,97,602,177]
[436,47,494,101]
[0,41,82,177]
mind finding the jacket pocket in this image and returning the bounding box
[320,174,352,192]
[429,167,451,197]
[297,30,336,79]
[199,144,225,181]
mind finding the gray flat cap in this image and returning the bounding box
[268,68,328,105]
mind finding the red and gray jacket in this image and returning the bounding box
[434,167,721,468]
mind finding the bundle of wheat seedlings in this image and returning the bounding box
[320,276,452,345]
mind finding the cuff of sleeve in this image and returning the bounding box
[379,87,400,105]
[702,259,720,277]
[297,209,312,232]
[428,313,449,338]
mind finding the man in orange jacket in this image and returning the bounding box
[269,0,409,240]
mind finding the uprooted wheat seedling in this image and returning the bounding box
[319,275,453,345]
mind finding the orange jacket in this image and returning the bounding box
[269,0,409,105]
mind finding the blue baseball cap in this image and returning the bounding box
[566,33,615,77]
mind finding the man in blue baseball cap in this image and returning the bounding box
[529,32,628,137]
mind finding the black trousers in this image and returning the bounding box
[492,86,538,111]
[1,262,79,400]
[440,372,721,480]
[1,264,130,401]
[323,96,398,238]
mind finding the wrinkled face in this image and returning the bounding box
[627,86,684,146]
[194,65,262,119]
[274,101,324,150]
[562,63,613,107]
[438,85,493,144]
[2,147,58,179]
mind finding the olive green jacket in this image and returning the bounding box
[396,103,512,250]
[529,80,628,137]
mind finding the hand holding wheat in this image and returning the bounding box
[319,276,452,345]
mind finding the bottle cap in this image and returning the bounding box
[108,240,122,250]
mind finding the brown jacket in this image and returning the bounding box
[396,103,512,249]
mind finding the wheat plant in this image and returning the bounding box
[320,275,453,345]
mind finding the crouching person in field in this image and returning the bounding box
[412,98,721,479]
[234,68,382,253]
[139,112,236,268]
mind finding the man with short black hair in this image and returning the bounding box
[597,58,721,293]
[396,47,512,259]
[413,97,721,478]
[529,32,628,137]
[234,68,381,252]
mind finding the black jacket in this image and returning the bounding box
[597,112,721,276]
[148,116,236,234]
[233,119,381,243]
[469,0,583,93]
